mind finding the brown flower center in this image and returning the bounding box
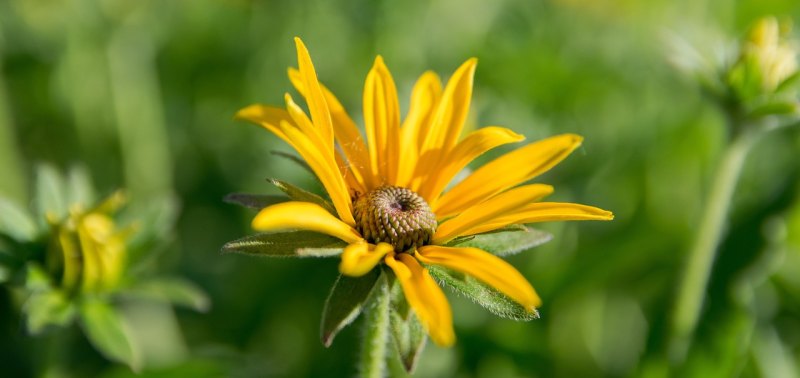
[353,186,437,252]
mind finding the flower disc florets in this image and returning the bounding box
[353,186,437,252]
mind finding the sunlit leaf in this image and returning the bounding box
[24,290,76,334]
[268,178,336,214]
[320,269,382,347]
[223,193,288,210]
[67,165,96,207]
[80,299,139,370]
[0,198,37,242]
[221,231,346,257]
[35,164,67,224]
[748,101,798,118]
[447,226,552,256]
[428,265,539,321]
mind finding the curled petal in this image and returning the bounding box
[339,242,393,277]
[384,253,455,347]
[252,201,362,244]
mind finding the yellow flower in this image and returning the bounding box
[236,38,613,347]
[740,16,798,92]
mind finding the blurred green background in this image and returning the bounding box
[1,0,800,377]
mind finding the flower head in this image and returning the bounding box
[236,38,613,346]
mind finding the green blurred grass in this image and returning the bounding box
[1,0,799,376]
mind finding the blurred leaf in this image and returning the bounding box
[447,226,552,256]
[122,277,210,312]
[428,266,539,321]
[748,101,798,118]
[223,193,288,210]
[35,164,67,223]
[271,151,314,176]
[80,298,139,371]
[268,178,336,214]
[24,290,77,334]
[0,197,37,241]
[0,265,9,284]
[389,310,426,373]
[221,231,346,257]
[775,71,800,93]
[25,263,53,292]
[320,269,381,347]
[67,165,96,207]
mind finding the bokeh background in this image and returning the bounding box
[2,0,800,377]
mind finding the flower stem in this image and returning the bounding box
[359,273,390,378]
[669,127,760,362]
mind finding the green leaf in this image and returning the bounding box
[67,165,96,207]
[271,150,314,176]
[775,70,800,93]
[748,101,798,118]
[35,164,68,223]
[223,193,288,210]
[447,226,552,256]
[428,265,539,321]
[24,290,77,334]
[389,310,427,373]
[80,298,139,370]
[268,178,336,214]
[0,198,37,241]
[221,231,346,257]
[121,277,210,312]
[25,263,53,292]
[320,269,381,347]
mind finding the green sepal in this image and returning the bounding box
[446,225,552,256]
[320,269,382,347]
[268,178,336,214]
[120,277,210,312]
[221,231,346,257]
[0,198,38,242]
[223,193,289,210]
[79,298,139,371]
[428,265,540,321]
[271,150,314,176]
[35,164,68,224]
[388,278,426,373]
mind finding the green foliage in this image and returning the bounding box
[223,193,288,209]
[221,231,346,257]
[320,269,381,347]
[0,198,37,242]
[79,299,138,371]
[268,178,337,214]
[447,226,552,256]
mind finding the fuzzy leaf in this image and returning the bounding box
[35,164,67,223]
[24,290,76,334]
[0,198,37,241]
[121,277,211,312]
[448,226,552,256]
[320,269,382,347]
[80,299,139,370]
[221,231,346,257]
[223,193,288,210]
[267,178,336,214]
[390,310,427,373]
[428,265,539,321]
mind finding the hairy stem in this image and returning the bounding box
[359,273,390,378]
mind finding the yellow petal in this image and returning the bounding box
[294,37,334,147]
[417,126,525,202]
[288,68,371,190]
[234,104,293,144]
[461,202,614,235]
[396,71,442,188]
[416,245,541,310]
[435,134,583,217]
[277,120,355,225]
[252,201,362,244]
[384,253,455,347]
[363,56,401,185]
[339,242,393,276]
[433,184,554,244]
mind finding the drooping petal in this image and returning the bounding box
[234,104,294,144]
[294,37,334,147]
[384,253,455,347]
[252,201,362,244]
[339,242,393,277]
[433,184,554,244]
[416,126,525,202]
[288,68,371,190]
[459,202,614,236]
[396,71,442,188]
[277,121,355,225]
[363,56,401,185]
[435,134,583,217]
[416,245,541,310]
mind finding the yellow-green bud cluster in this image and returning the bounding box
[353,186,437,252]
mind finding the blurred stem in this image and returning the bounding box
[669,123,760,362]
[360,274,390,378]
[0,58,27,204]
